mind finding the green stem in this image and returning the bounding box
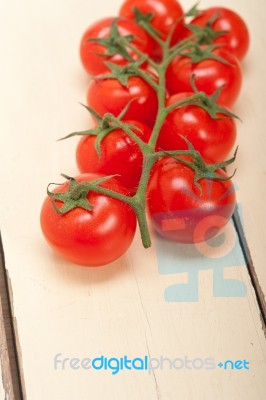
[133,153,156,247]
[104,114,149,152]
[165,93,202,113]
[148,67,167,149]
[138,21,165,48]
[163,34,199,66]
[72,184,132,205]
[132,201,151,248]
[130,66,159,91]
[154,149,200,160]
[126,42,158,70]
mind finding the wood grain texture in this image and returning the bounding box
[0,0,265,399]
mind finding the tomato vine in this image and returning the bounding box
[49,9,239,249]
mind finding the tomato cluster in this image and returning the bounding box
[41,0,249,266]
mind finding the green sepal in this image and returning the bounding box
[166,75,240,121]
[186,12,228,45]
[94,127,116,156]
[47,174,119,215]
[185,2,201,18]
[161,137,238,192]
[94,57,148,87]
[133,7,162,37]
[58,128,99,141]
[189,75,240,120]
[47,178,94,215]
[179,43,231,65]
[87,18,134,62]
[79,103,103,122]
[101,62,137,87]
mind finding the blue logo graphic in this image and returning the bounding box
[217,360,250,370]
[154,200,247,302]
[53,354,250,374]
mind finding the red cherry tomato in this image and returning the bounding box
[76,121,151,193]
[80,17,153,76]
[147,157,236,243]
[157,93,237,163]
[190,7,250,61]
[87,74,158,128]
[119,0,184,38]
[166,47,242,107]
[40,174,137,266]
[119,0,184,59]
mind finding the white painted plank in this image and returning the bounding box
[0,0,265,399]
[227,1,266,308]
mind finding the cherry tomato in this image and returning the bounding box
[190,7,250,61]
[119,0,184,38]
[147,157,236,243]
[76,121,151,193]
[80,17,153,76]
[40,174,136,266]
[119,0,184,59]
[157,93,237,163]
[87,74,158,127]
[166,47,242,107]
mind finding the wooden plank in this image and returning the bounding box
[0,0,265,399]
[0,237,23,400]
[228,0,266,314]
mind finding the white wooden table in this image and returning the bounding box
[0,0,266,399]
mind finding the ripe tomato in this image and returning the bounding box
[147,157,236,243]
[119,0,184,39]
[166,47,242,107]
[87,74,158,127]
[190,7,250,61]
[40,174,136,266]
[119,0,184,60]
[80,17,153,76]
[157,93,237,163]
[76,121,151,193]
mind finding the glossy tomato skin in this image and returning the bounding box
[157,93,237,163]
[190,7,250,61]
[76,121,151,193]
[119,0,184,38]
[147,157,236,243]
[87,74,158,128]
[80,17,152,76]
[40,174,136,266]
[166,48,242,108]
[119,0,184,59]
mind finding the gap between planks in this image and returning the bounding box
[232,208,266,328]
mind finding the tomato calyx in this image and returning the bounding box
[60,102,147,155]
[47,174,130,215]
[179,43,232,65]
[94,59,158,90]
[159,138,238,191]
[132,7,163,40]
[87,18,135,62]
[166,75,239,120]
[186,13,228,45]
